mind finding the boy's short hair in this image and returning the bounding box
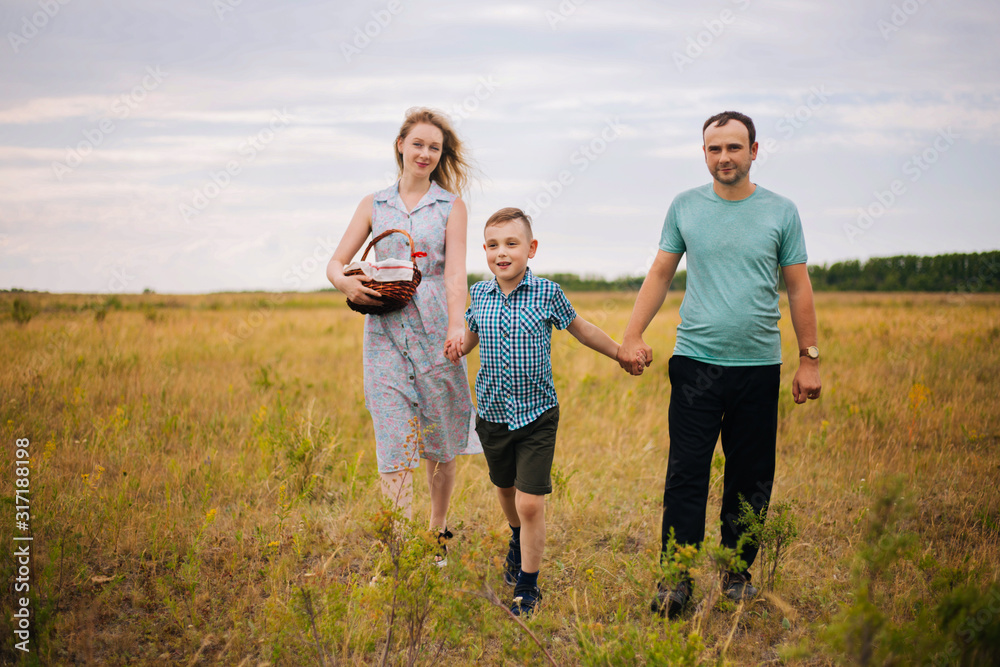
[484,207,533,240]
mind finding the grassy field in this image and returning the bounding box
[1,290,998,665]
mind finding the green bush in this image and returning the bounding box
[823,479,1000,665]
[11,298,34,325]
[736,497,799,591]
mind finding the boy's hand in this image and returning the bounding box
[443,338,457,363]
[617,337,651,376]
[443,328,465,364]
[442,338,456,363]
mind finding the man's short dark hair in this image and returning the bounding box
[703,111,756,146]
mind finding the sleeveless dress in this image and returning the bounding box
[363,181,482,473]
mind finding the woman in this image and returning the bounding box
[327,107,479,560]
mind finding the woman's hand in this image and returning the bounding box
[334,274,382,306]
[443,326,465,363]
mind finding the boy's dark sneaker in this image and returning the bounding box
[434,528,453,568]
[510,584,542,617]
[722,571,758,601]
[503,539,521,586]
[651,579,692,619]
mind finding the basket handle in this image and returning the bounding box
[360,228,424,263]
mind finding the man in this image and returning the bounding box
[617,111,821,618]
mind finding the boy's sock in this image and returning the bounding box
[516,569,539,591]
[504,525,522,586]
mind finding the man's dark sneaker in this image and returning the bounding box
[651,578,692,619]
[503,539,521,586]
[434,528,454,568]
[510,584,542,617]
[722,571,758,601]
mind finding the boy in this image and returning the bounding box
[444,207,623,616]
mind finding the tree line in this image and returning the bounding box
[806,252,1000,292]
[469,251,1000,293]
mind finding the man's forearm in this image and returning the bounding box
[624,250,681,342]
[624,273,670,341]
[782,263,818,350]
[786,278,822,403]
[787,285,818,349]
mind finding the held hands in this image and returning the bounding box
[443,327,465,364]
[616,337,653,376]
[335,274,382,306]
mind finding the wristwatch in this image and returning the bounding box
[799,346,819,360]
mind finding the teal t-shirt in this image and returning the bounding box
[658,184,808,366]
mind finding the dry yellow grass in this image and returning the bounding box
[1,290,998,664]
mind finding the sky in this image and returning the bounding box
[1,0,999,293]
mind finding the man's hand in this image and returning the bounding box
[792,360,821,404]
[782,263,821,405]
[617,337,652,376]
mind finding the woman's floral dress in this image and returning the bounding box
[363,181,481,472]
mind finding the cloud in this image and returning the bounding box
[0,96,116,124]
[2,0,999,291]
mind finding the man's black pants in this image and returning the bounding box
[661,355,781,571]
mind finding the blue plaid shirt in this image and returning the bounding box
[465,268,577,430]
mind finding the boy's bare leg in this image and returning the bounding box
[425,458,457,532]
[379,469,414,520]
[514,491,545,573]
[497,485,520,527]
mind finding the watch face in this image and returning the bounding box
[808,346,819,359]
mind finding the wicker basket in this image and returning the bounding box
[343,228,423,315]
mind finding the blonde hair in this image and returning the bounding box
[395,107,471,195]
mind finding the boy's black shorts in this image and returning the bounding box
[475,406,559,495]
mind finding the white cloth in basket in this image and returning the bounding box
[343,257,414,282]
